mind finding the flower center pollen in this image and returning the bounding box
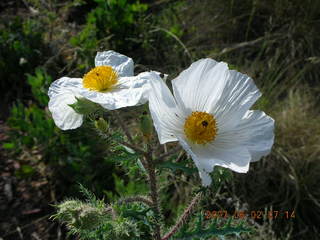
[83,66,118,92]
[184,111,217,144]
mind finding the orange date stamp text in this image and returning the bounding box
[204,210,295,220]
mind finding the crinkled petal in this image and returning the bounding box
[79,71,156,110]
[48,77,83,130]
[196,142,251,173]
[163,58,271,186]
[177,131,251,186]
[174,86,270,186]
[172,58,228,114]
[172,59,261,132]
[229,110,275,162]
[48,77,82,98]
[211,70,261,132]
[177,136,213,186]
[95,50,134,77]
[148,75,185,144]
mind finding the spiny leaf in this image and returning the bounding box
[158,160,197,175]
[69,97,104,115]
[78,184,105,208]
[175,216,251,240]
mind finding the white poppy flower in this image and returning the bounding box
[148,58,275,186]
[48,77,83,130]
[48,50,157,130]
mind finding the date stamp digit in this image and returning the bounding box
[205,210,295,220]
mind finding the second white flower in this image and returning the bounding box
[148,58,275,186]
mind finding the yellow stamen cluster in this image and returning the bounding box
[83,66,118,92]
[184,111,217,144]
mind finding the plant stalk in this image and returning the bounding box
[161,192,203,240]
[145,149,162,240]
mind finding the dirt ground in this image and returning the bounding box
[0,121,69,240]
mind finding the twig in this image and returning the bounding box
[20,0,38,14]
[43,46,67,68]
[154,145,183,166]
[117,196,153,207]
[161,192,203,240]
[114,111,150,164]
[17,226,23,240]
[57,225,61,240]
[119,141,147,156]
[104,206,117,220]
[149,0,175,7]
[151,27,193,62]
[212,34,281,57]
[158,145,181,161]
[175,150,185,163]
[114,111,135,144]
[3,214,50,237]
[148,163,162,240]
[31,232,41,240]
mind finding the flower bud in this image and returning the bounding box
[139,111,153,141]
[54,200,104,230]
[69,97,103,115]
[78,205,104,230]
[94,117,109,132]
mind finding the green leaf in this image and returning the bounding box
[211,167,233,191]
[175,213,252,240]
[69,97,104,115]
[15,165,36,178]
[2,142,15,149]
[139,112,153,139]
[158,160,197,175]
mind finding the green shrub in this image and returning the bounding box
[0,17,47,116]
[5,68,115,196]
[70,0,148,70]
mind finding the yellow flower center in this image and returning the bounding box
[83,66,118,92]
[184,111,217,144]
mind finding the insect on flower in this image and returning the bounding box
[48,50,158,130]
[148,59,275,186]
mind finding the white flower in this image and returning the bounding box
[48,50,157,130]
[148,58,275,186]
[48,77,83,130]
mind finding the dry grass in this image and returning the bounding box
[234,89,320,239]
[153,1,320,238]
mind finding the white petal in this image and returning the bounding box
[172,58,228,113]
[79,71,155,110]
[172,58,261,132]
[95,50,134,77]
[176,111,273,186]
[177,136,212,186]
[212,70,261,132]
[197,142,251,173]
[148,75,184,144]
[231,110,275,162]
[198,171,212,187]
[48,77,82,98]
[177,132,251,186]
[48,77,83,130]
[152,71,169,82]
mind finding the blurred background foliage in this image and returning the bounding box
[0,0,319,239]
